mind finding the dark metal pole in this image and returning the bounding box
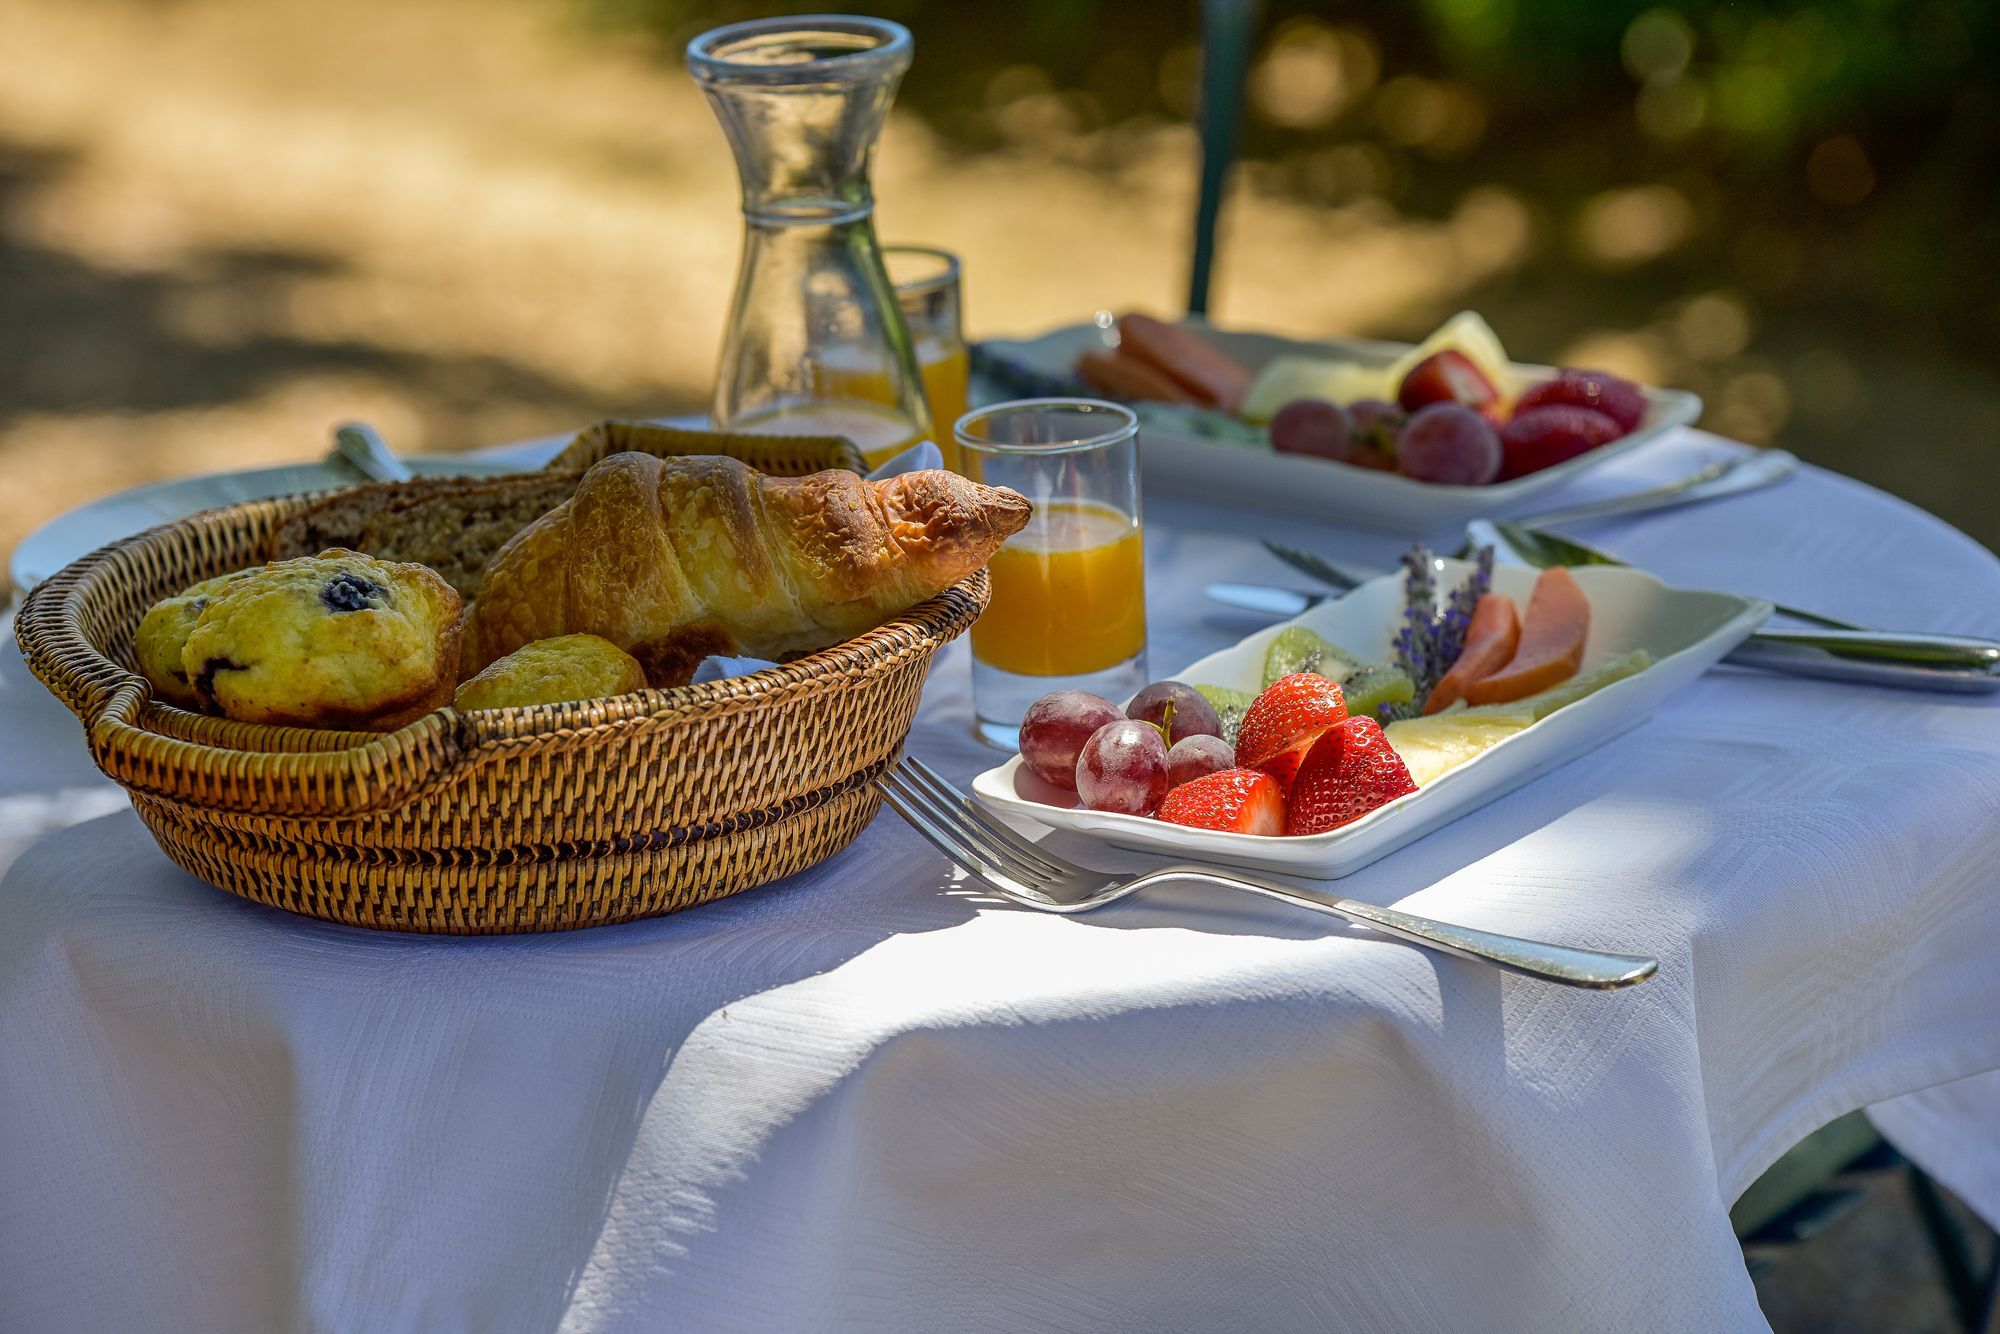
[1186,0,1259,317]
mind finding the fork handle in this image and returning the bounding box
[1169,867,1658,989]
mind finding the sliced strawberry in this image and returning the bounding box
[1235,672,1347,769]
[1252,739,1311,795]
[1156,767,1286,836]
[1397,349,1501,420]
[1287,716,1418,836]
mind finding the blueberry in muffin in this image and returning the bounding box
[172,549,463,730]
[135,570,256,711]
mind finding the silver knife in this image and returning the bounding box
[1247,539,2000,693]
[1206,581,1323,617]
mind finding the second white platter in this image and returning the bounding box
[977,321,1703,534]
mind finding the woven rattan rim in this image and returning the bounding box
[16,448,986,816]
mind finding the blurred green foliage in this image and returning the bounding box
[592,0,1997,340]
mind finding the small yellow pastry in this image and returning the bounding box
[135,570,255,710]
[178,549,462,730]
[453,634,648,712]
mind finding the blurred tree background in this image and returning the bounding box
[0,0,1994,570]
[602,0,1999,535]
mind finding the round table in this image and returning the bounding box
[2,429,1996,1333]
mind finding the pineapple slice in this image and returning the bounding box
[1240,311,1520,424]
[1384,709,1531,787]
[1385,650,1652,785]
[1241,358,1393,424]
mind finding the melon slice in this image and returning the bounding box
[1261,627,1415,717]
[1384,649,1651,784]
[1118,314,1254,413]
[1465,567,1590,705]
[1424,592,1521,714]
[1077,350,1200,405]
[1466,649,1651,726]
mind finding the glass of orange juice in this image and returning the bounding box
[809,245,970,470]
[886,246,970,466]
[956,398,1147,748]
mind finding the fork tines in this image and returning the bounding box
[876,756,1069,895]
[1261,539,1365,592]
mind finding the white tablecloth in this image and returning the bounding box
[2,430,1996,1333]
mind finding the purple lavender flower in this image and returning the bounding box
[1382,543,1497,720]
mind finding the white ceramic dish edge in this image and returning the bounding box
[978,321,1704,533]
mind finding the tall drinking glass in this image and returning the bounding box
[887,246,969,467]
[815,244,969,470]
[956,399,1148,748]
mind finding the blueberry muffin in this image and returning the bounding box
[134,570,256,710]
[176,549,463,730]
[453,633,648,712]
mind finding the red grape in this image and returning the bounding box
[1019,690,1122,791]
[1126,680,1222,744]
[1515,370,1645,433]
[1269,399,1356,463]
[1498,405,1623,479]
[1166,734,1236,789]
[1396,403,1502,485]
[1347,399,1404,468]
[1397,350,1501,419]
[1075,719,1170,816]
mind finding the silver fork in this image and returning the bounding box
[875,756,1658,990]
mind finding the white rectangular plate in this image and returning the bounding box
[977,322,1703,534]
[972,561,1770,879]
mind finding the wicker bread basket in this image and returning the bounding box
[15,424,986,933]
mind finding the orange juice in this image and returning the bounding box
[731,399,924,470]
[815,339,970,469]
[913,337,971,449]
[972,502,1146,676]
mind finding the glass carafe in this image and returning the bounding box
[687,16,933,470]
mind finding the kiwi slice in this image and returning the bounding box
[1192,683,1254,747]
[1261,627,1415,717]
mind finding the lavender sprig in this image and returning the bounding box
[1378,543,1496,723]
[1435,545,1494,673]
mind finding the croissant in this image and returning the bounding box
[466,452,1031,685]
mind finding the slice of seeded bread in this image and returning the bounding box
[266,473,579,599]
[265,420,867,600]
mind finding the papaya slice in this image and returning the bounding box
[1423,592,1521,714]
[1465,567,1590,705]
[1118,313,1255,413]
[1076,349,1201,404]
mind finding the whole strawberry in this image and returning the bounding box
[1498,404,1622,479]
[1156,767,1287,836]
[1287,715,1418,836]
[1515,370,1645,434]
[1234,672,1347,770]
